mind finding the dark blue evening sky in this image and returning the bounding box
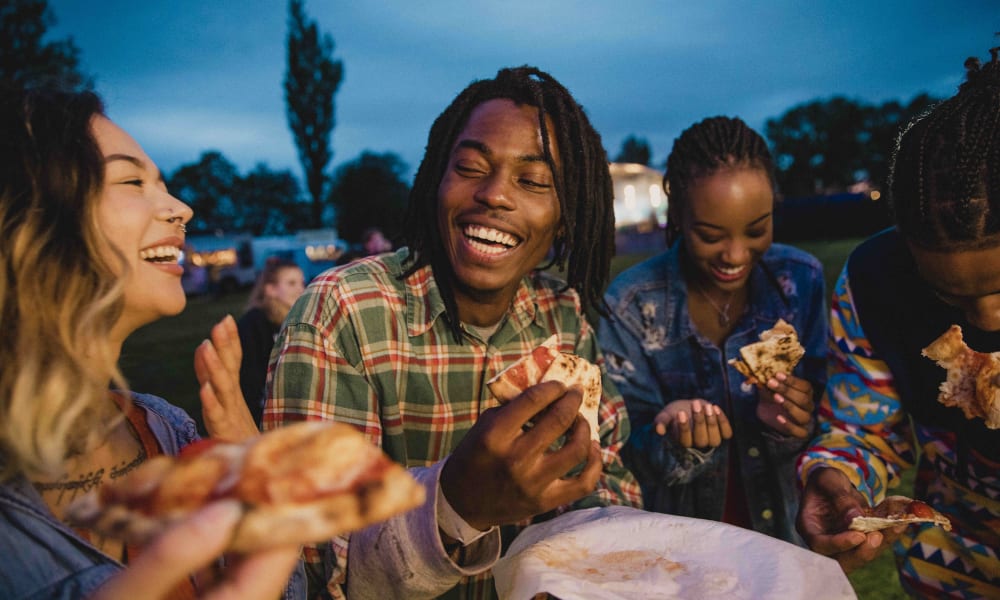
[49,1,997,181]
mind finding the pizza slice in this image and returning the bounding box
[727,318,805,387]
[66,421,426,552]
[848,495,951,532]
[921,324,1000,429]
[487,335,602,442]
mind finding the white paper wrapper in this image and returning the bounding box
[493,506,856,600]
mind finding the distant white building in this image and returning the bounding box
[610,162,667,231]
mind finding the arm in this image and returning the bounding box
[795,265,915,570]
[265,299,498,599]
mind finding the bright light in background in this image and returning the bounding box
[624,184,636,209]
[649,185,662,208]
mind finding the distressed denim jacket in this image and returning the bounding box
[597,242,828,544]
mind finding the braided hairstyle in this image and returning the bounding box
[400,66,616,341]
[890,47,1000,251]
[663,116,776,245]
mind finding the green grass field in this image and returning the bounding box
[120,236,909,598]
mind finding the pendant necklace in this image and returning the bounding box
[694,282,734,328]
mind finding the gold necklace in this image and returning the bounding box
[693,282,734,328]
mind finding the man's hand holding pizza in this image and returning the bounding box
[653,399,732,449]
[757,372,815,438]
[796,468,904,574]
[439,380,602,533]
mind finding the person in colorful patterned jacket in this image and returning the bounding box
[263,66,642,599]
[796,49,1000,598]
[598,116,827,545]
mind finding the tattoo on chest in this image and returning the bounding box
[35,445,147,504]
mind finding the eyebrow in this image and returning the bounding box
[105,153,165,183]
[454,139,548,164]
[693,212,772,230]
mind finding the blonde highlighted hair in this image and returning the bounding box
[246,256,301,325]
[0,88,130,480]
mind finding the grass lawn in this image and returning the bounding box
[121,235,909,599]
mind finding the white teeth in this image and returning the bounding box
[717,265,744,275]
[463,225,518,248]
[467,238,509,255]
[140,245,180,262]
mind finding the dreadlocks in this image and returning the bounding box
[663,116,776,245]
[890,47,1000,251]
[400,66,615,342]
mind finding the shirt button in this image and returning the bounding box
[748,447,760,458]
[761,509,774,520]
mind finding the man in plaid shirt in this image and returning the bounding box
[263,66,642,599]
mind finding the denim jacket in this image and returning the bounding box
[0,393,305,599]
[597,242,828,544]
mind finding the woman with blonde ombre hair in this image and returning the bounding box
[0,87,300,599]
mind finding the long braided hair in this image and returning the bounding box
[663,116,776,245]
[400,66,616,341]
[890,47,1000,251]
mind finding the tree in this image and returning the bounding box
[765,94,942,197]
[284,0,344,228]
[328,151,410,244]
[168,151,240,234]
[0,0,90,89]
[233,164,309,236]
[615,135,652,166]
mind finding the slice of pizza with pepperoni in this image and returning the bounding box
[848,495,951,532]
[487,335,602,442]
[66,421,426,552]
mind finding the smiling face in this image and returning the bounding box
[910,242,1000,332]
[266,266,306,310]
[91,116,193,339]
[436,98,562,325]
[674,166,774,294]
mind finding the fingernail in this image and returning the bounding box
[767,378,778,388]
[776,372,787,381]
[679,411,688,424]
[776,414,787,424]
[774,394,785,404]
[692,401,701,413]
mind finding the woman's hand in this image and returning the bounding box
[194,315,259,443]
[757,372,815,438]
[654,399,732,449]
[90,500,300,600]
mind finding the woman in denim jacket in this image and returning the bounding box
[598,116,828,544]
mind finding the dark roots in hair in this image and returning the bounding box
[399,66,616,342]
[890,47,1000,251]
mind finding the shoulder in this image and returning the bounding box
[762,243,824,273]
[526,270,585,313]
[129,393,200,453]
[293,250,409,321]
[604,250,675,308]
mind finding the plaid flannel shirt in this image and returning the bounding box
[263,248,642,599]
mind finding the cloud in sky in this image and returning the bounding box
[50,0,997,179]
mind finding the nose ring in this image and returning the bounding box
[179,223,187,233]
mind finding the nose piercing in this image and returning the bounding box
[179,223,187,233]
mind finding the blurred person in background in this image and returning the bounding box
[237,257,306,427]
[336,226,394,265]
[598,116,828,546]
[796,49,1000,598]
[0,87,299,599]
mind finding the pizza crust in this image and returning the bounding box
[848,495,951,532]
[727,319,805,386]
[487,335,602,442]
[921,324,1000,429]
[66,421,426,552]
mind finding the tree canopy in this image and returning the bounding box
[328,151,410,245]
[0,0,89,89]
[284,0,344,228]
[765,94,940,197]
[614,135,652,166]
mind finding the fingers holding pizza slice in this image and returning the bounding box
[66,421,426,552]
[487,335,602,442]
[727,319,805,387]
[922,324,1000,429]
[848,495,952,532]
